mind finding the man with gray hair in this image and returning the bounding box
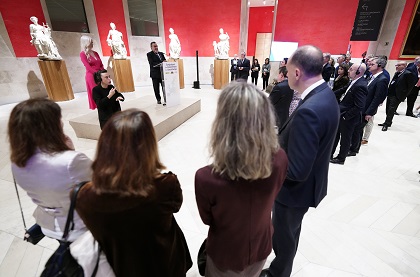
[322,52,333,82]
[261,45,339,277]
[405,56,420,116]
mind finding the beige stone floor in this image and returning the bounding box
[0,84,420,276]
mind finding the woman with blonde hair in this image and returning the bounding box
[195,81,288,277]
[9,98,91,241]
[80,35,104,110]
[76,109,192,277]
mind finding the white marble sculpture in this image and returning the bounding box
[168,28,181,59]
[216,28,230,60]
[29,16,62,60]
[213,41,220,58]
[106,22,127,59]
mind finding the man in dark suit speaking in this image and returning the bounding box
[237,51,250,80]
[261,45,340,277]
[147,42,166,104]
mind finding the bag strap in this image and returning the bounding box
[62,181,89,241]
[13,176,27,231]
[91,245,101,277]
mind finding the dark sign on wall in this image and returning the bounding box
[350,0,388,41]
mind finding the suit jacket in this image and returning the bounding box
[269,79,294,129]
[337,77,367,120]
[12,150,92,232]
[364,72,388,116]
[407,62,419,84]
[147,51,166,79]
[277,82,339,207]
[76,173,192,277]
[195,150,287,271]
[322,63,333,82]
[389,69,417,101]
[237,58,250,78]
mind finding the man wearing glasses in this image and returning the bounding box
[379,61,416,131]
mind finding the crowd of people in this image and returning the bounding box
[9,44,420,277]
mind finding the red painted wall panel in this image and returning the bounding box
[274,0,359,54]
[247,6,274,56]
[162,0,241,57]
[349,41,370,58]
[0,0,46,57]
[92,0,130,56]
[389,0,416,60]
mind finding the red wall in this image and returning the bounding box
[247,6,274,56]
[0,0,46,57]
[349,41,370,58]
[389,0,416,60]
[162,0,241,57]
[92,0,130,56]
[274,0,359,54]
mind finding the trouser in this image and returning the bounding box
[152,78,163,102]
[350,118,368,153]
[262,74,270,90]
[231,71,238,81]
[362,116,374,140]
[251,76,258,85]
[332,116,359,160]
[406,86,420,115]
[269,202,309,277]
[384,95,401,126]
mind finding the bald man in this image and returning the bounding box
[331,63,368,164]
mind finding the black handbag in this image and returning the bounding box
[41,181,97,277]
[197,239,207,276]
[13,176,45,245]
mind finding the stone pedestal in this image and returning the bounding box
[113,59,135,92]
[168,58,185,89]
[37,60,74,101]
[214,59,229,89]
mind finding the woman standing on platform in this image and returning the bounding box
[262,58,271,90]
[76,109,192,277]
[251,59,261,86]
[80,35,104,110]
[195,82,288,277]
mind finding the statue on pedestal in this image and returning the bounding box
[29,16,62,60]
[216,28,230,60]
[106,22,127,59]
[168,28,181,59]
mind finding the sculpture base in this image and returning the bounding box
[37,60,74,101]
[168,58,185,89]
[214,59,229,89]
[113,59,135,92]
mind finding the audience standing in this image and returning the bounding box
[237,52,250,80]
[251,59,261,86]
[322,52,333,82]
[262,58,271,90]
[332,64,350,91]
[230,54,239,81]
[405,56,420,117]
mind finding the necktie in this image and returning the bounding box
[289,93,302,116]
[156,52,161,61]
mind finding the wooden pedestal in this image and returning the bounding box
[113,59,135,92]
[168,58,185,89]
[214,59,229,89]
[37,60,74,101]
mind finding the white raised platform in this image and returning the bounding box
[69,95,201,140]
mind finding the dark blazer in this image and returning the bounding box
[76,173,192,277]
[364,72,389,116]
[147,51,166,79]
[237,58,250,79]
[195,150,288,271]
[390,70,417,101]
[92,84,124,128]
[278,82,339,207]
[332,76,350,91]
[338,77,368,120]
[322,63,333,82]
[269,79,294,129]
[407,62,419,84]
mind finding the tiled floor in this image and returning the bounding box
[0,84,420,277]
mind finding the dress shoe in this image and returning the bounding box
[406,113,416,117]
[157,100,162,104]
[330,158,345,165]
[347,151,357,157]
[394,111,399,115]
[361,140,368,145]
[259,269,273,277]
[378,123,386,126]
[382,126,388,131]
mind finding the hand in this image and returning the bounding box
[116,96,123,101]
[108,88,116,98]
[365,115,372,121]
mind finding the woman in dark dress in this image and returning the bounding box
[333,64,350,91]
[76,109,192,277]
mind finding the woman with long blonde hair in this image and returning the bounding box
[195,81,288,277]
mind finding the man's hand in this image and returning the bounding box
[108,88,116,99]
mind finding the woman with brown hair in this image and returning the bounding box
[195,81,288,277]
[76,109,192,277]
[333,64,350,91]
[9,98,91,241]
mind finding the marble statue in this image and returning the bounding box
[213,41,220,58]
[29,16,62,60]
[216,28,229,60]
[168,28,181,59]
[106,22,127,59]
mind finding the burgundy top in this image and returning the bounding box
[195,149,288,271]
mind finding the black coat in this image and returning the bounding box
[147,51,166,79]
[237,58,250,79]
[269,80,294,129]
